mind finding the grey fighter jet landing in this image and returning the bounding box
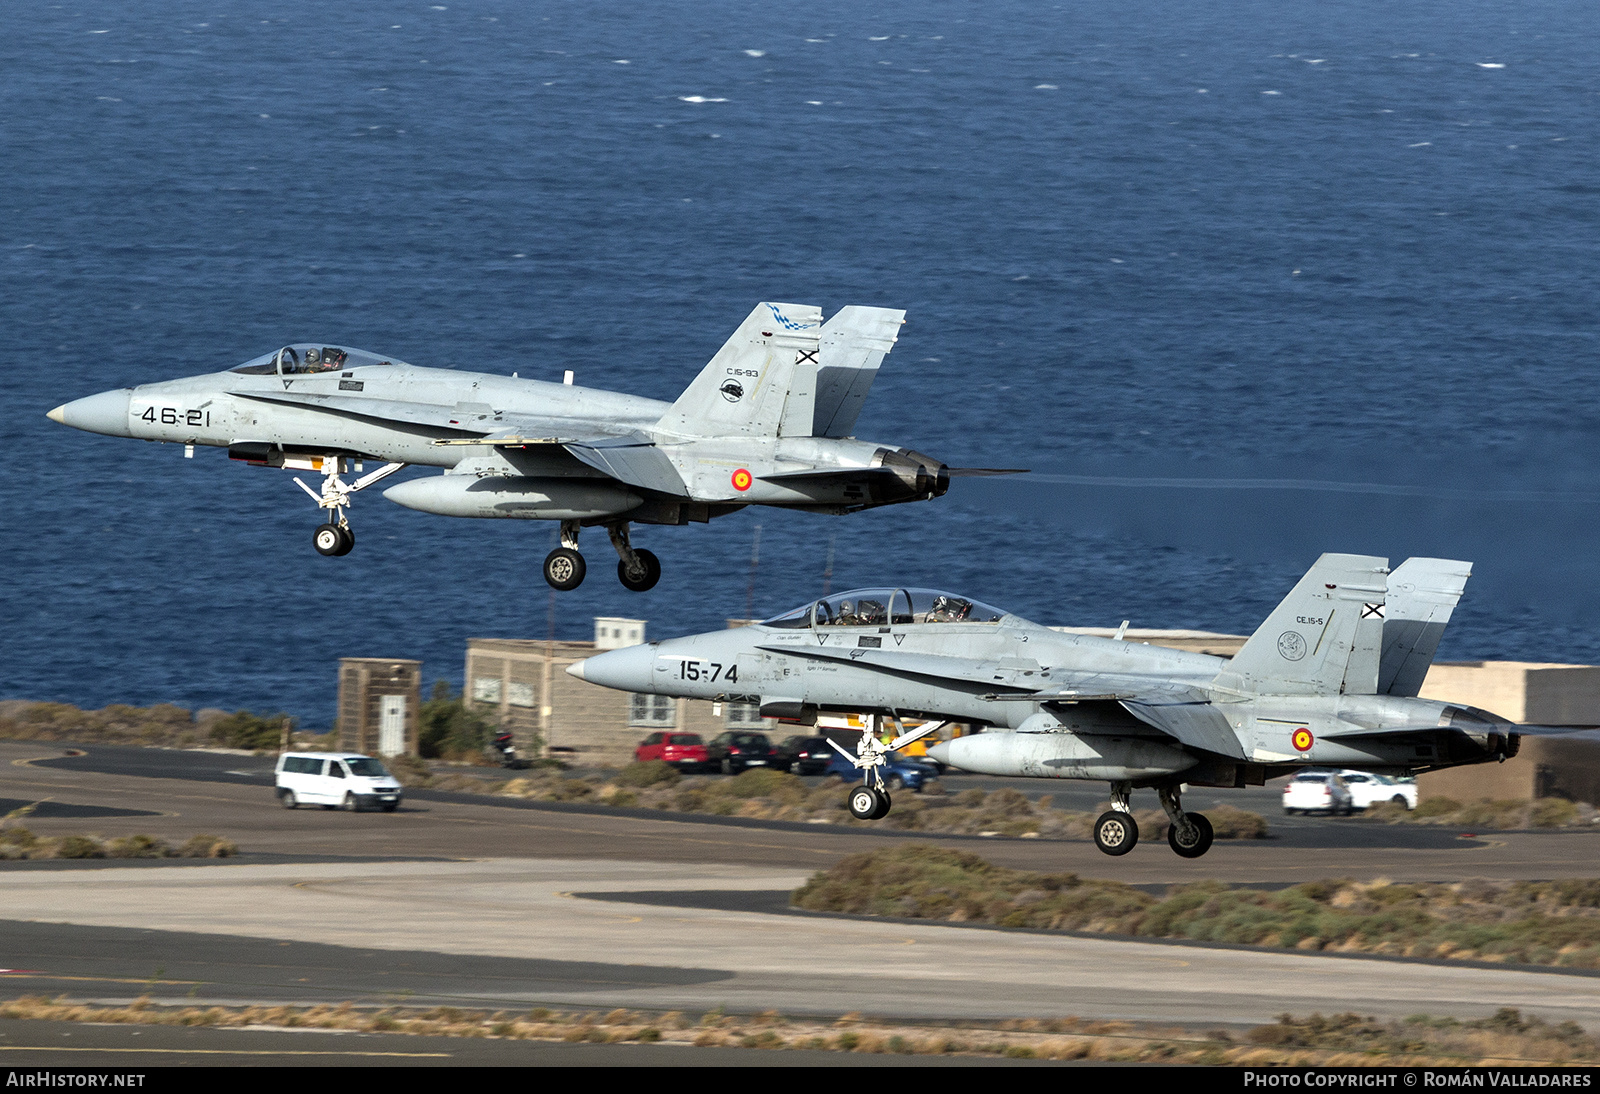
[47,303,1013,591]
[570,554,1561,858]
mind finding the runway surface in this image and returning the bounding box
[6,741,1600,1035]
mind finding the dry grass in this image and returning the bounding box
[491,765,1270,841]
[1367,796,1593,829]
[0,996,1588,1064]
[794,845,1600,968]
[0,819,237,861]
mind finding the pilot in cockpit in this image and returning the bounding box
[929,595,973,622]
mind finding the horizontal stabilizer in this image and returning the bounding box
[1380,558,1472,697]
[813,306,905,438]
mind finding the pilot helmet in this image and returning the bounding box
[305,348,321,365]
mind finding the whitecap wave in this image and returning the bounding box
[1034,84,1058,90]
[743,49,766,57]
[1477,62,1505,69]
[679,96,728,103]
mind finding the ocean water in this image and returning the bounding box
[2,1,1597,724]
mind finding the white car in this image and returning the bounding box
[1282,771,1354,815]
[276,752,403,812]
[1336,770,1418,811]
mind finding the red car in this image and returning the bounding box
[634,732,710,772]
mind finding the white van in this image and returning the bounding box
[275,752,403,812]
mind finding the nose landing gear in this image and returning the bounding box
[293,457,406,557]
[828,716,946,822]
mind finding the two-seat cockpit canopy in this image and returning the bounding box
[230,344,410,376]
[762,587,1009,629]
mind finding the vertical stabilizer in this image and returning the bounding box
[1217,554,1390,696]
[657,303,822,438]
[1379,557,1472,697]
[813,306,906,437]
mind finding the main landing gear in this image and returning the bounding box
[293,456,406,558]
[541,521,661,592]
[829,716,946,823]
[1091,781,1214,858]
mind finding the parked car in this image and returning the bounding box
[1282,771,1354,815]
[1336,770,1419,811]
[706,731,781,775]
[778,735,836,776]
[634,731,711,772]
[819,749,940,792]
[276,752,403,812]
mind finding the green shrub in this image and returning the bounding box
[727,767,804,799]
[616,761,681,788]
[418,681,503,761]
[1531,798,1579,828]
[180,834,238,858]
[210,711,295,751]
[107,834,170,858]
[55,835,104,859]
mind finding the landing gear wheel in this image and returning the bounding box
[617,548,661,592]
[313,523,345,556]
[848,785,881,820]
[1168,812,1214,858]
[280,790,297,810]
[1093,811,1139,856]
[544,548,586,591]
[872,790,892,819]
[332,526,354,556]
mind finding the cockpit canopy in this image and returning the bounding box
[762,588,1009,629]
[230,344,409,375]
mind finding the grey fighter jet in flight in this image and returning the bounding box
[570,554,1558,858]
[48,303,1010,591]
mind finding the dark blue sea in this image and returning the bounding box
[3,1,1597,725]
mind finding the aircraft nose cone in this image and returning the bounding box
[568,644,657,692]
[51,389,134,437]
[925,741,952,765]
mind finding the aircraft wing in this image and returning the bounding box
[562,436,690,497]
[1118,698,1249,759]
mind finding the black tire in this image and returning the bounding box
[341,792,358,813]
[848,785,879,820]
[313,523,344,556]
[872,790,892,819]
[544,548,586,591]
[1093,811,1139,856]
[1168,812,1214,858]
[884,773,904,791]
[332,526,355,556]
[1392,795,1410,809]
[617,548,662,592]
[721,758,734,776]
[381,803,398,813]
[280,790,297,810]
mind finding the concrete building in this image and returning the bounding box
[463,619,773,765]
[337,658,421,757]
[1415,663,1600,805]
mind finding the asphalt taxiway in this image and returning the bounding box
[5,740,1600,1040]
